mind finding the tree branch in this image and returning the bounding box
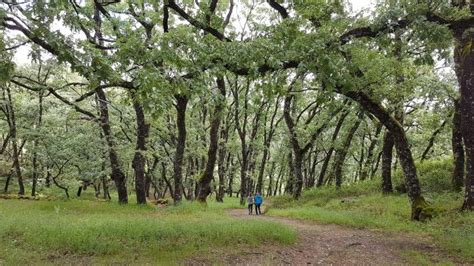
[267,0,289,19]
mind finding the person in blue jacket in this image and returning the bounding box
[254,192,263,215]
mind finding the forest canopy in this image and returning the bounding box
[0,0,473,223]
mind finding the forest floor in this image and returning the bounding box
[197,208,465,265]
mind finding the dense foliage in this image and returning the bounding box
[0,0,473,221]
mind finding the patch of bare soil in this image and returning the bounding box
[194,208,463,265]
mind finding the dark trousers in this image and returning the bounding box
[248,204,253,214]
[255,204,261,215]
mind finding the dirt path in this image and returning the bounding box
[220,208,455,265]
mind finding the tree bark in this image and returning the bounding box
[285,152,295,194]
[331,113,363,188]
[256,97,281,193]
[232,80,259,204]
[5,86,24,195]
[198,78,226,202]
[381,130,395,193]
[453,20,474,210]
[96,88,128,204]
[131,90,149,204]
[317,109,349,187]
[360,122,382,181]
[343,90,426,220]
[227,155,235,197]
[31,91,43,196]
[216,125,231,202]
[173,94,188,204]
[420,119,448,162]
[452,99,465,191]
[266,161,276,197]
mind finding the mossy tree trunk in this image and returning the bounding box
[453,18,474,211]
[131,90,149,204]
[452,99,465,191]
[343,90,426,220]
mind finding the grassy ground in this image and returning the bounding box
[0,196,296,264]
[268,180,474,262]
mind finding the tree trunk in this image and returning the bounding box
[453,23,474,211]
[285,152,294,194]
[420,119,448,162]
[256,97,281,193]
[239,151,249,204]
[332,114,363,188]
[173,94,188,204]
[360,122,382,181]
[32,91,43,196]
[198,78,226,202]
[452,99,465,191]
[292,150,304,198]
[216,130,230,202]
[131,90,149,204]
[256,147,269,194]
[343,90,426,220]
[381,130,395,193]
[3,170,13,193]
[267,161,276,197]
[216,147,226,202]
[46,166,51,188]
[227,155,235,197]
[96,88,128,204]
[5,86,24,195]
[316,109,349,187]
[306,151,319,188]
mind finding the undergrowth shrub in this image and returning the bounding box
[393,157,454,193]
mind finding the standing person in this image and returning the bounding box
[247,193,254,215]
[255,192,263,215]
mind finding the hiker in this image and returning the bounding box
[247,193,254,215]
[255,192,263,215]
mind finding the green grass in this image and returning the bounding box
[0,197,296,264]
[268,181,474,262]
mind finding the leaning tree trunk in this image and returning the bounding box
[452,99,465,191]
[198,78,226,202]
[453,24,474,211]
[96,88,128,204]
[131,90,149,204]
[173,94,188,204]
[332,114,363,188]
[317,109,349,187]
[420,119,448,162]
[343,90,427,220]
